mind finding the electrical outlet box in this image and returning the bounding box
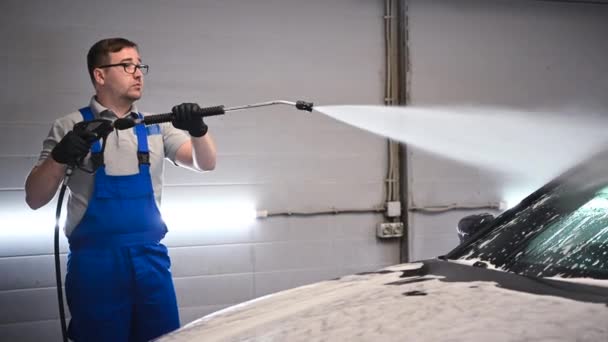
[387,201,401,217]
[377,222,404,239]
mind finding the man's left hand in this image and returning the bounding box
[171,103,208,137]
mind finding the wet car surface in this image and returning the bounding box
[158,151,608,341]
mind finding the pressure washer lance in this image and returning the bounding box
[53,99,312,342]
[113,100,314,130]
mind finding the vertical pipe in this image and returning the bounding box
[397,0,411,262]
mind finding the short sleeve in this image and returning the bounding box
[160,122,190,165]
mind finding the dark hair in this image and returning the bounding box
[87,38,138,83]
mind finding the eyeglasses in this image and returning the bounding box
[97,63,149,75]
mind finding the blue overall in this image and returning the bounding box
[65,107,180,342]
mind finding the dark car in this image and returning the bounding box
[158,151,608,341]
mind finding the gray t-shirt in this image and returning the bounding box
[37,97,190,236]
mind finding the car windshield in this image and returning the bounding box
[449,152,608,280]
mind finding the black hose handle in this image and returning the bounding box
[144,105,226,125]
[113,105,226,130]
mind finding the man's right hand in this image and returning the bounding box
[51,130,96,165]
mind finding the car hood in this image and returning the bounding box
[158,260,608,341]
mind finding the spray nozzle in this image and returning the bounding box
[295,100,314,112]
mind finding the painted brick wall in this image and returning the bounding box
[0,1,399,340]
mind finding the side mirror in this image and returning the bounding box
[457,213,494,243]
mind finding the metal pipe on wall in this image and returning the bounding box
[385,0,410,262]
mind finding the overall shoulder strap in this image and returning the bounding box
[134,112,150,165]
[78,107,104,170]
[77,107,102,153]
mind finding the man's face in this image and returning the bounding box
[97,47,144,102]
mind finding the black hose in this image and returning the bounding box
[55,176,70,342]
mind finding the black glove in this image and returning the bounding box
[51,130,96,165]
[171,103,208,137]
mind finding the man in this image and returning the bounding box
[25,37,216,342]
